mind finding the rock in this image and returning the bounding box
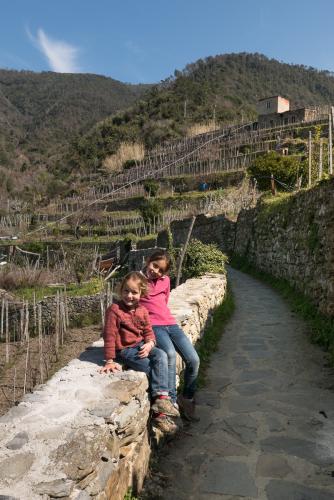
[89,401,120,419]
[220,414,258,445]
[34,478,74,498]
[0,405,31,423]
[69,490,91,500]
[6,431,29,450]
[261,436,333,466]
[0,452,35,481]
[266,480,334,500]
[200,458,258,497]
[53,426,113,480]
[256,454,292,478]
[103,379,148,403]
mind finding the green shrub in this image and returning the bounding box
[139,198,163,227]
[183,239,227,279]
[122,159,137,170]
[247,152,307,191]
[143,178,160,197]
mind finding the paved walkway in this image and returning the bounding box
[155,268,334,499]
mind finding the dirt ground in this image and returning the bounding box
[0,324,101,416]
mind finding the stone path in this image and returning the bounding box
[155,268,334,499]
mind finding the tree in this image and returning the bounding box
[247,152,307,191]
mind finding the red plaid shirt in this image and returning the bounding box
[103,301,156,360]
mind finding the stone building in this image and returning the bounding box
[257,96,328,129]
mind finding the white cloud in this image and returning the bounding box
[28,28,80,73]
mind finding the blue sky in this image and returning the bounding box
[1,0,334,83]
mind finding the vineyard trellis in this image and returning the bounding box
[26,112,332,224]
[0,280,114,410]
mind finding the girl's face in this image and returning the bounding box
[146,258,168,280]
[121,278,141,309]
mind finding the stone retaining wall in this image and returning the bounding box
[8,294,101,331]
[234,179,334,316]
[0,273,227,500]
[157,213,235,254]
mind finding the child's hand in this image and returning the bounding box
[99,361,122,373]
[138,341,154,358]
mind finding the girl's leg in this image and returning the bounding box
[166,324,200,399]
[153,326,177,403]
[118,343,170,398]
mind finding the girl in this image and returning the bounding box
[100,271,179,432]
[140,250,200,421]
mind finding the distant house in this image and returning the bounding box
[257,96,327,128]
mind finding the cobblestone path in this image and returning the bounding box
[156,268,334,499]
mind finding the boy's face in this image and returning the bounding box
[121,278,141,308]
[146,259,168,280]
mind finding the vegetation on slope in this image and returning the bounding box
[72,53,334,170]
[0,69,149,170]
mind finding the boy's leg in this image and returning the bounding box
[167,324,200,399]
[119,343,179,417]
[148,347,179,417]
[147,346,169,397]
[117,342,151,374]
[153,326,177,403]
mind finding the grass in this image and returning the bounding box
[15,277,104,301]
[231,255,334,363]
[124,489,138,500]
[195,287,235,387]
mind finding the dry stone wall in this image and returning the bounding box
[234,179,334,317]
[8,294,101,330]
[0,273,226,500]
[157,213,235,254]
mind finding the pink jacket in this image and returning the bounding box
[140,275,176,326]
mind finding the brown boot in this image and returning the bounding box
[177,394,200,422]
[152,415,179,434]
[151,397,180,417]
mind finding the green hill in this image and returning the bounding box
[0,69,149,170]
[73,52,334,170]
[2,52,334,207]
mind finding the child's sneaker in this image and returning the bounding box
[177,394,200,422]
[151,397,180,417]
[153,415,179,434]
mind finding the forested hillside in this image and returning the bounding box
[2,52,334,205]
[0,70,149,170]
[73,53,334,170]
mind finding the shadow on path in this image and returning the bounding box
[149,268,334,499]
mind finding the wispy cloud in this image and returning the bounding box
[27,28,80,73]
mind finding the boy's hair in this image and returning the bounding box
[147,249,171,273]
[118,271,148,297]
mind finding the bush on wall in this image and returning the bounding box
[183,238,227,280]
[139,198,163,227]
[143,178,160,197]
[247,152,307,191]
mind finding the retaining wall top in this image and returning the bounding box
[0,273,226,500]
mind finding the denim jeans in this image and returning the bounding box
[116,341,169,398]
[153,324,200,402]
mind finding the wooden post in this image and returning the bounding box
[23,327,30,394]
[0,298,4,340]
[5,300,9,364]
[329,113,333,175]
[319,138,323,180]
[270,173,276,196]
[176,216,196,287]
[308,131,312,187]
[55,291,59,357]
[38,303,43,384]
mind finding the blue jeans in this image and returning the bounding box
[153,324,200,402]
[116,341,169,398]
